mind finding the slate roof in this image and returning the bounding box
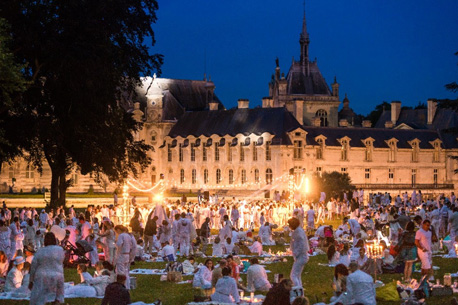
[133,77,224,121]
[303,126,458,149]
[375,108,458,130]
[168,108,303,145]
[286,61,331,95]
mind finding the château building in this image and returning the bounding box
[1,9,458,200]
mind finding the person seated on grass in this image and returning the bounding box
[211,259,227,288]
[10,262,31,298]
[77,263,93,284]
[94,261,107,277]
[350,239,364,262]
[211,266,240,304]
[135,239,144,261]
[224,237,235,255]
[5,256,25,292]
[249,236,263,256]
[330,264,348,301]
[345,262,376,305]
[193,258,213,289]
[380,240,394,265]
[101,274,131,305]
[327,244,340,265]
[86,270,111,297]
[161,241,175,262]
[182,256,198,274]
[246,258,271,292]
[338,244,351,267]
[262,278,293,305]
[212,236,224,257]
[102,261,117,283]
[0,250,8,278]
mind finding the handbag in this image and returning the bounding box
[166,271,182,282]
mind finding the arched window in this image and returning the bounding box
[216,169,221,184]
[229,169,234,184]
[180,169,185,184]
[266,168,273,184]
[254,169,259,183]
[241,169,247,184]
[316,109,328,127]
[192,169,196,184]
[204,169,209,184]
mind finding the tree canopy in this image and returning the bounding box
[0,0,163,206]
[309,171,355,202]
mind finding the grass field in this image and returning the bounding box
[3,220,458,305]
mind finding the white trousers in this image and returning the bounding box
[290,255,309,287]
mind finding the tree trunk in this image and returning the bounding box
[57,169,67,207]
[49,166,60,209]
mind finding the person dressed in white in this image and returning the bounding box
[193,258,213,289]
[343,217,361,241]
[246,257,271,292]
[415,219,433,280]
[211,266,240,304]
[114,225,132,289]
[5,256,25,292]
[259,222,273,245]
[345,262,376,305]
[249,236,263,255]
[288,217,309,289]
[29,232,65,305]
[176,213,191,256]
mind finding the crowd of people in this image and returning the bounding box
[0,189,455,305]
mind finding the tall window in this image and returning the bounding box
[180,169,185,184]
[411,169,417,186]
[265,141,271,161]
[72,173,79,185]
[25,165,34,179]
[411,141,419,162]
[316,167,322,177]
[316,109,328,127]
[241,169,247,184]
[190,143,196,162]
[192,169,196,184]
[216,169,221,184]
[386,139,397,162]
[340,140,348,161]
[167,144,172,162]
[8,166,14,179]
[214,143,220,161]
[229,169,234,184]
[266,168,273,184]
[364,140,373,162]
[204,169,209,184]
[434,169,438,186]
[316,138,324,159]
[433,142,440,162]
[388,169,394,183]
[341,168,347,173]
[253,144,257,161]
[203,145,207,162]
[227,144,232,162]
[365,168,371,180]
[254,169,259,183]
[293,140,303,159]
[179,144,184,162]
[240,144,245,162]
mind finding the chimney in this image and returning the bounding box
[262,97,273,108]
[362,120,372,128]
[427,99,437,125]
[237,99,249,109]
[209,102,219,111]
[339,119,349,127]
[294,99,304,125]
[391,101,401,125]
[385,121,394,129]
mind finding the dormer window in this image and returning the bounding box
[338,137,350,161]
[362,138,374,162]
[409,139,420,162]
[385,138,398,162]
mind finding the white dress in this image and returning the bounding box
[30,245,65,305]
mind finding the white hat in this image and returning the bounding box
[14,256,25,265]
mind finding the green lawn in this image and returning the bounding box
[3,219,458,304]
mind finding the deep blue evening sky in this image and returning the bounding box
[152,0,458,116]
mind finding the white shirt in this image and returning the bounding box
[247,264,271,292]
[415,228,432,252]
[346,270,376,305]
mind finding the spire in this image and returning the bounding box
[299,0,310,76]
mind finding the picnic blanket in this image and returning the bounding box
[130,268,194,276]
